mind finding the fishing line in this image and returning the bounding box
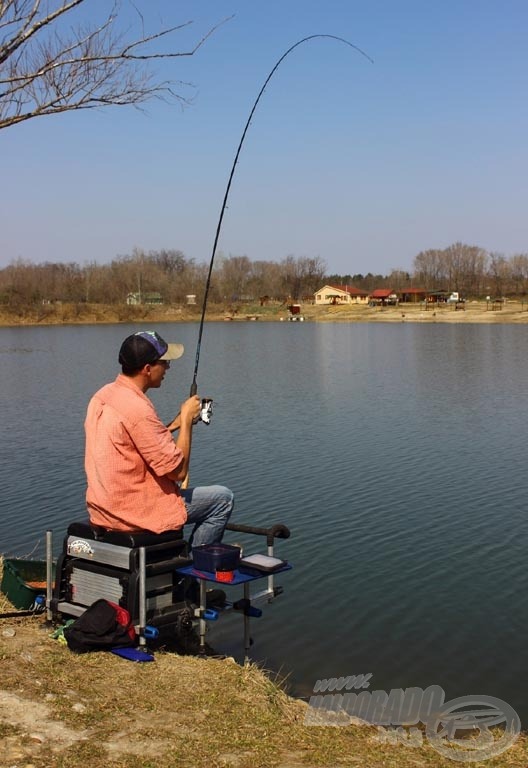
[190,34,373,396]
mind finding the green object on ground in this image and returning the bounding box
[50,619,75,645]
[1,558,55,610]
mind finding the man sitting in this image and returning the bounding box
[84,330,233,548]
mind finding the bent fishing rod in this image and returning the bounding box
[189,34,373,399]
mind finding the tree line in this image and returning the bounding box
[331,243,528,298]
[0,250,327,307]
[412,244,528,297]
[1,242,527,308]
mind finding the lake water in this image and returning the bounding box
[1,321,527,724]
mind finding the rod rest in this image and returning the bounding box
[225,522,290,547]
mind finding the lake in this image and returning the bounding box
[1,321,527,724]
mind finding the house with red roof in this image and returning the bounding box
[314,285,369,305]
[369,288,398,306]
[399,288,428,303]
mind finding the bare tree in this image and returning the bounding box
[215,254,252,301]
[152,248,186,277]
[413,248,446,289]
[0,1,227,130]
[248,259,283,300]
[443,242,488,295]
[387,269,411,290]
[488,252,511,298]
[298,256,327,296]
[413,243,488,295]
[510,253,528,296]
[280,255,327,300]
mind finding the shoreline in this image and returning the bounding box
[1,609,528,767]
[1,300,528,327]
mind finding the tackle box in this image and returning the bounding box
[51,522,191,625]
[192,543,241,573]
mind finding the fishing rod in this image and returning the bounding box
[189,33,373,399]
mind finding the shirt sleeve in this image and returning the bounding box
[128,410,184,477]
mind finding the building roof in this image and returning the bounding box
[370,289,393,299]
[315,284,369,296]
[337,285,369,296]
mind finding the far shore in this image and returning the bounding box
[1,299,528,327]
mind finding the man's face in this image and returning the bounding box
[148,359,170,388]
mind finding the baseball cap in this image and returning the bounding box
[118,331,184,370]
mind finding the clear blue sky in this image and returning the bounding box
[1,0,527,275]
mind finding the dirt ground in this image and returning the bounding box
[304,300,528,324]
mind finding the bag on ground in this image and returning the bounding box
[64,599,136,653]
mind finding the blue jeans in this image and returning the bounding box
[180,485,234,548]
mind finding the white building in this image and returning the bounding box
[314,285,369,305]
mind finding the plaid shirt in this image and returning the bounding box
[85,374,187,532]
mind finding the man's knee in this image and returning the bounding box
[217,486,234,519]
[223,487,234,510]
[208,485,234,512]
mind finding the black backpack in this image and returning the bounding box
[64,599,136,653]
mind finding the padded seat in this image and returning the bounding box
[67,521,184,548]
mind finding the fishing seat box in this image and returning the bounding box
[51,522,190,628]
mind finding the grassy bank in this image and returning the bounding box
[2,614,528,767]
[2,299,528,327]
[1,560,527,767]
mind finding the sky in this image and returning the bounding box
[1,0,527,276]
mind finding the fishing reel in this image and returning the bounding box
[199,398,213,425]
[175,606,194,637]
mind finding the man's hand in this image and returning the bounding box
[165,395,201,482]
[180,395,201,426]
[166,396,201,432]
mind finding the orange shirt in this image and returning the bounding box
[85,374,187,533]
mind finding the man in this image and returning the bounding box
[84,330,234,548]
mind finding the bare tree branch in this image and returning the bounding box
[0,1,231,130]
[0,0,85,65]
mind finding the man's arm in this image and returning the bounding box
[165,396,200,481]
[166,412,181,432]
